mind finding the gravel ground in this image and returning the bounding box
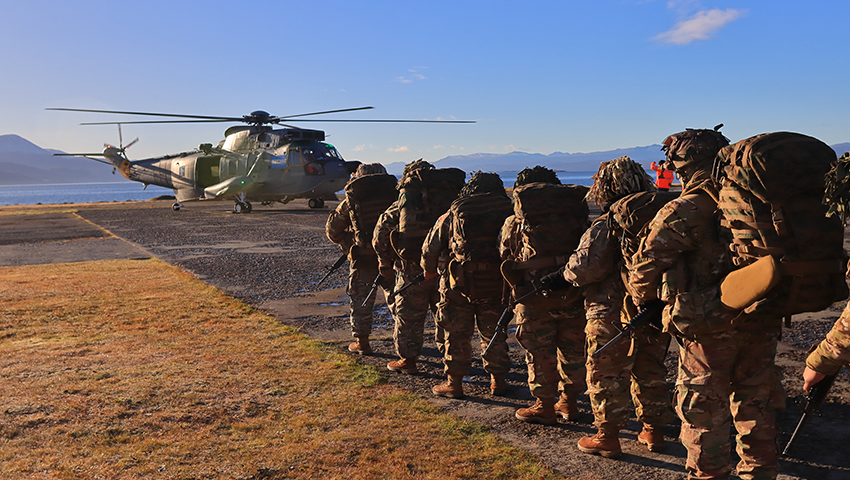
[25,199,847,479]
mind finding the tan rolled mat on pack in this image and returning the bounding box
[720,256,782,310]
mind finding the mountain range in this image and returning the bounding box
[2,134,849,185]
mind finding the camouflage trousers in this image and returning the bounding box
[515,298,587,401]
[585,311,675,429]
[347,254,389,339]
[435,283,511,377]
[389,268,439,360]
[676,318,785,480]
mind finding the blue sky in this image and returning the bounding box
[2,0,847,165]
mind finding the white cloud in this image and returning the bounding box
[388,146,410,153]
[395,67,428,84]
[502,145,518,152]
[352,144,367,152]
[433,145,444,150]
[655,8,743,45]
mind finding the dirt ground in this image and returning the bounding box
[2,199,849,479]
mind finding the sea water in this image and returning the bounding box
[0,171,597,206]
[0,182,175,206]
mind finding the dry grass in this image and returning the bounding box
[0,259,564,479]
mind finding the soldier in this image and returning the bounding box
[422,171,514,398]
[499,166,589,425]
[551,156,675,458]
[373,160,464,374]
[325,163,398,355]
[803,306,850,392]
[628,128,785,480]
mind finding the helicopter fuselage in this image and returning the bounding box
[103,125,358,207]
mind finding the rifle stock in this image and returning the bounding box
[590,300,664,359]
[317,253,348,286]
[782,372,838,456]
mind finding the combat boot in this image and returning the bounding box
[577,426,622,458]
[432,375,465,398]
[554,392,579,421]
[515,398,557,425]
[490,374,509,396]
[637,424,665,452]
[348,338,372,355]
[386,358,418,374]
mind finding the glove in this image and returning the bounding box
[539,268,570,291]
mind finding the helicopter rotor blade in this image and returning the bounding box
[124,137,139,149]
[46,108,243,122]
[277,106,373,120]
[117,124,123,148]
[267,118,476,124]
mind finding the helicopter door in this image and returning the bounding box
[220,157,244,180]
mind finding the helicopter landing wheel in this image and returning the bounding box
[172,202,183,211]
[308,198,324,209]
[233,201,252,214]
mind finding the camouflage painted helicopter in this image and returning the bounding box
[49,107,473,213]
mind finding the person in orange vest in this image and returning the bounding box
[651,160,675,191]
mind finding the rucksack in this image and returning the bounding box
[395,167,466,261]
[447,192,514,299]
[608,190,680,260]
[511,182,590,271]
[713,132,848,316]
[344,173,398,248]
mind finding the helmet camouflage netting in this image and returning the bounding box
[459,170,506,198]
[514,165,561,187]
[586,155,656,209]
[354,162,387,178]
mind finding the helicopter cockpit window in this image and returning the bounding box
[287,149,302,166]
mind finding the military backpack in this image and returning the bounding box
[344,173,398,249]
[447,192,514,300]
[395,167,465,262]
[713,131,848,316]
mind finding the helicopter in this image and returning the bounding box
[48,107,473,213]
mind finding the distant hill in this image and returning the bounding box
[0,134,124,185]
[385,142,850,177]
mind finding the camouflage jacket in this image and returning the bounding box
[628,170,733,335]
[421,211,451,274]
[563,214,625,318]
[806,303,850,375]
[325,198,355,256]
[373,201,422,274]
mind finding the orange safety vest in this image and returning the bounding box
[651,162,675,190]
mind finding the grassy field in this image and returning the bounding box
[0,258,564,479]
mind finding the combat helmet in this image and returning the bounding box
[514,165,561,187]
[662,125,729,181]
[459,171,507,198]
[353,162,387,178]
[586,155,655,211]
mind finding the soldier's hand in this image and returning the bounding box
[803,366,826,393]
[539,268,570,291]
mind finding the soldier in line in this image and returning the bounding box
[421,172,514,398]
[325,163,398,355]
[550,156,675,458]
[373,160,462,374]
[629,129,787,480]
[499,166,589,425]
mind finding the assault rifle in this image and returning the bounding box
[389,272,426,299]
[361,273,385,308]
[317,253,348,286]
[482,287,542,357]
[782,372,839,456]
[590,300,664,359]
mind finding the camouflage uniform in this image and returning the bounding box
[564,215,674,431]
[629,169,783,480]
[326,198,384,341]
[422,206,512,385]
[806,302,850,375]
[500,215,587,405]
[373,201,440,361]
